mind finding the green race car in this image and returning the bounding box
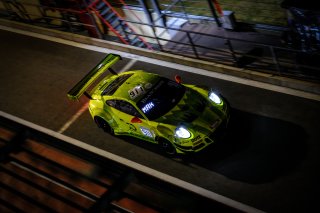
[68,54,230,155]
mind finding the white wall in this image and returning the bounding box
[123,7,187,45]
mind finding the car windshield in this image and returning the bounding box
[136,77,185,120]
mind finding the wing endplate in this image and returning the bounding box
[67,54,121,100]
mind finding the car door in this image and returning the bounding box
[106,99,154,141]
[105,99,135,134]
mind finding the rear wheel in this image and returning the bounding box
[94,117,114,135]
[158,138,176,155]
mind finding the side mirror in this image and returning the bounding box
[175,75,182,84]
[131,117,142,123]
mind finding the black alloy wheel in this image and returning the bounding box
[158,138,176,155]
[95,117,114,135]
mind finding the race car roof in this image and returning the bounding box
[104,71,161,102]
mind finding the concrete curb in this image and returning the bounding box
[1,19,319,95]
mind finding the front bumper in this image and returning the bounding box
[174,96,230,154]
[174,120,228,153]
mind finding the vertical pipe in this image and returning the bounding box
[187,32,199,58]
[138,0,153,25]
[152,24,163,51]
[207,0,221,27]
[179,0,190,23]
[269,46,282,75]
[225,39,238,66]
[139,0,162,50]
[151,0,166,27]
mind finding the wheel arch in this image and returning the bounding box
[157,136,177,155]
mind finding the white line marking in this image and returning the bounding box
[1,25,319,101]
[119,59,137,73]
[58,102,88,133]
[57,59,136,133]
[0,111,265,213]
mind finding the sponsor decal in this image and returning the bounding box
[140,127,154,138]
[142,102,155,113]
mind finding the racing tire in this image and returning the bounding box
[95,117,114,135]
[158,138,176,155]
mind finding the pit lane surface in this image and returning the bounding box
[1,28,320,213]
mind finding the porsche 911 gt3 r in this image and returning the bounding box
[68,54,230,155]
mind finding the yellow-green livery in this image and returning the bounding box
[68,54,230,155]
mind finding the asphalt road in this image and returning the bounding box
[1,29,320,213]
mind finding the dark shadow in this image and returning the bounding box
[295,52,320,79]
[237,47,264,68]
[233,22,256,32]
[118,108,307,184]
[117,135,164,155]
[180,108,308,184]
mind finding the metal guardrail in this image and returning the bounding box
[0,112,255,213]
[0,0,319,82]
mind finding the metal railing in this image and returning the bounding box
[122,0,287,26]
[0,0,319,82]
[0,112,248,212]
[112,18,320,82]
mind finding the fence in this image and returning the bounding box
[0,0,319,82]
[122,0,287,26]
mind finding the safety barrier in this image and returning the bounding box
[0,111,263,212]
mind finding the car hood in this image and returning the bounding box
[155,88,221,135]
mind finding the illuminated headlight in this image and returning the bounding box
[175,127,191,139]
[209,91,221,104]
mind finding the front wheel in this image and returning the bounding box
[158,138,176,155]
[94,117,114,135]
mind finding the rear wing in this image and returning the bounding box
[67,54,121,100]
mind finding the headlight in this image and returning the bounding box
[209,91,221,104]
[175,127,191,139]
